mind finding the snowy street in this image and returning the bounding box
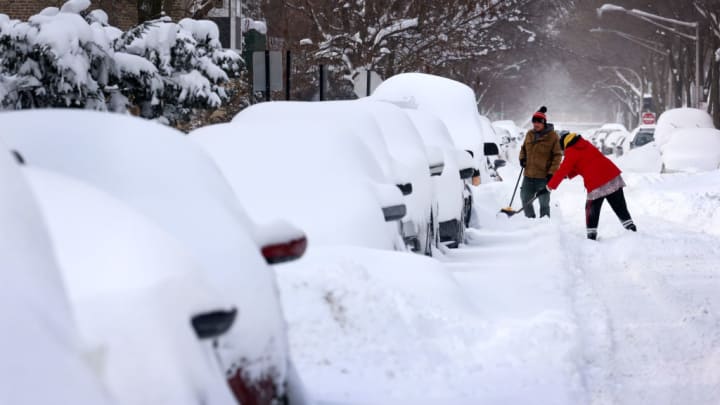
[4,1,720,403]
[278,166,720,404]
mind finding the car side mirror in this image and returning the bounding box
[396,183,413,196]
[483,142,499,156]
[459,168,475,180]
[494,159,506,169]
[382,204,407,222]
[191,309,237,339]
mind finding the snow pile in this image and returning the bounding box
[614,142,663,173]
[655,108,715,147]
[0,0,242,124]
[660,127,720,172]
[623,171,720,236]
[277,246,493,403]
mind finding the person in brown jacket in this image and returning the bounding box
[519,106,562,218]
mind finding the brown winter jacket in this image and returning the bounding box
[519,124,563,179]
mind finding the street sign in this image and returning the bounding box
[352,69,382,98]
[642,112,656,125]
[253,51,283,93]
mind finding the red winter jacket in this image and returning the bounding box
[547,137,621,192]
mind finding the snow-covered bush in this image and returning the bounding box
[0,4,114,109]
[114,17,242,122]
[0,0,243,125]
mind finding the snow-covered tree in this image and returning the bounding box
[113,16,243,122]
[284,0,530,87]
[0,2,115,109]
[0,0,244,126]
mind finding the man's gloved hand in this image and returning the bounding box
[534,186,550,198]
[520,158,527,168]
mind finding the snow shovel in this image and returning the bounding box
[500,192,542,218]
[499,168,523,215]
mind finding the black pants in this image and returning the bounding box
[585,188,634,238]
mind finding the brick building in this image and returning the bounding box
[0,0,188,29]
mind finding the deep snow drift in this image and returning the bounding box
[275,164,720,404]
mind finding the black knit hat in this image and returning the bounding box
[532,106,548,123]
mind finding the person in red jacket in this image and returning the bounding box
[535,132,637,240]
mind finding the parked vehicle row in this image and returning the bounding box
[1,73,502,404]
[198,73,504,255]
[1,110,308,405]
[580,108,719,173]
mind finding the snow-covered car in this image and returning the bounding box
[0,144,111,405]
[231,100,427,253]
[25,166,238,405]
[660,127,720,173]
[403,108,471,247]
[655,108,715,147]
[372,72,500,185]
[605,129,631,156]
[628,125,656,150]
[0,110,308,405]
[477,114,507,179]
[493,120,523,142]
[594,124,629,155]
[355,99,438,254]
[191,120,408,251]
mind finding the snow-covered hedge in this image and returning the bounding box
[0,0,243,124]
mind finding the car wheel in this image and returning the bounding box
[423,211,434,257]
[464,195,473,228]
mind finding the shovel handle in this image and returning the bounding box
[508,168,523,207]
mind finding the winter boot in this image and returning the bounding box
[623,220,637,232]
[587,229,598,240]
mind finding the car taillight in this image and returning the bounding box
[227,369,279,405]
[261,237,307,264]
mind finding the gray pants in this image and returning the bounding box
[521,177,550,218]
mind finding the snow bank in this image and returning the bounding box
[614,142,663,173]
[277,246,487,403]
[661,127,720,172]
[655,108,715,147]
[625,171,720,236]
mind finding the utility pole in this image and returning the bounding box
[229,0,235,50]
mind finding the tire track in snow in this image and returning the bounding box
[440,221,588,404]
[575,221,720,404]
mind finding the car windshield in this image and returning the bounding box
[634,131,654,147]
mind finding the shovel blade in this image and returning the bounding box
[499,207,518,217]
